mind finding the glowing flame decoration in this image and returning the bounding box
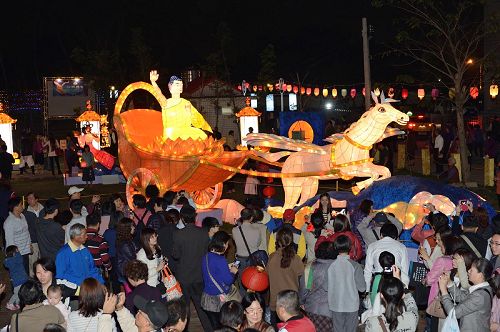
[245,91,409,209]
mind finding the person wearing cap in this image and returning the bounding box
[358,211,403,247]
[67,186,89,216]
[364,223,409,291]
[268,209,306,259]
[99,293,187,332]
[36,198,65,261]
[460,212,488,258]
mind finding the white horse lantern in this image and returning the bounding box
[246,92,409,209]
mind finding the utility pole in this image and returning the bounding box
[362,17,372,110]
[279,78,284,112]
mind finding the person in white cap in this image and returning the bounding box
[68,186,88,217]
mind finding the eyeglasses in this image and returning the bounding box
[246,308,263,315]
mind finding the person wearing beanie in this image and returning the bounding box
[358,211,403,247]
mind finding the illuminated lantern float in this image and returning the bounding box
[0,103,16,154]
[114,72,254,209]
[235,98,261,147]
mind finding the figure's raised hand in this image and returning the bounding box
[150,70,159,84]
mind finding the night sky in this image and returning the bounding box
[0,0,407,90]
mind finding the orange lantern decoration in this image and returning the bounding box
[293,85,299,94]
[491,84,499,99]
[300,87,306,95]
[401,88,408,100]
[286,84,292,92]
[332,88,338,98]
[306,87,312,96]
[313,88,320,96]
[268,84,274,92]
[241,266,269,292]
[388,87,395,98]
[470,86,479,99]
[350,88,356,99]
[263,186,276,198]
[322,88,328,98]
[417,88,425,100]
[253,85,258,92]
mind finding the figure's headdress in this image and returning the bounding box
[168,76,182,85]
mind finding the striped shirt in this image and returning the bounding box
[4,212,31,255]
[85,228,111,271]
[67,310,116,332]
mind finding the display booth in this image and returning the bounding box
[236,97,261,146]
[0,102,16,154]
[279,111,325,145]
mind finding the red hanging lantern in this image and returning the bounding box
[431,88,439,100]
[470,86,479,99]
[350,88,356,99]
[262,186,275,198]
[300,87,306,95]
[245,82,250,89]
[258,85,263,91]
[241,266,269,292]
[282,83,287,91]
[401,88,409,100]
[293,85,299,94]
[313,88,320,96]
[306,87,312,96]
[362,87,366,96]
[237,85,242,91]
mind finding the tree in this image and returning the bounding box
[258,44,277,83]
[375,0,500,183]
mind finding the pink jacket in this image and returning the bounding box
[425,256,453,306]
[411,220,434,245]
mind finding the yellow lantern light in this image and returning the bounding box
[313,88,320,96]
[268,84,274,92]
[332,88,338,98]
[0,102,17,154]
[490,84,498,99]
[417,88,425,100]
[287,85,292,93]
[374,88,381,97]
[322,88,328,97]
[341,89,347,98]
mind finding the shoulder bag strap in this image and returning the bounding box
[372,229,380,241]
[460,235,482,258]
[377,316,389,332]
[205,254,225,294]
[238,226,253,257]
[15,313,19,332]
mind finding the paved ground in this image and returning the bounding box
[0,151,495,330]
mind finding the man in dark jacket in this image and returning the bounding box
[171,205,211,331]
[461,212,488,258]
[0,145,14,180]
[19,132,35,175]
[24,192,45,275]
[36,198,65,261]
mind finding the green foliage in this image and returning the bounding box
[258,44,277,83]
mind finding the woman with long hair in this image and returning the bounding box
[439,258,493,331]
[201,231,238,329]
[365,267,418,331]
[116,218,137,293]
[314,214,363,261]
[240,292,274,332]
[67,277,116,331]
[266,227,304,328]
[136,227,165,288]
[314,193,334,230]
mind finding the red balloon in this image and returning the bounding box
[262,186,275,198]
[241,266,269,292]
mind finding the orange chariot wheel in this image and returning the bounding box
[126,168,161,209]
[189,183,223,210]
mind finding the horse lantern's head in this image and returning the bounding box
[370,91,409,126]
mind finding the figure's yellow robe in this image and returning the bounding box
[162,98,212,140]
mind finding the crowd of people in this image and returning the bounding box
[0,180,499,332]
